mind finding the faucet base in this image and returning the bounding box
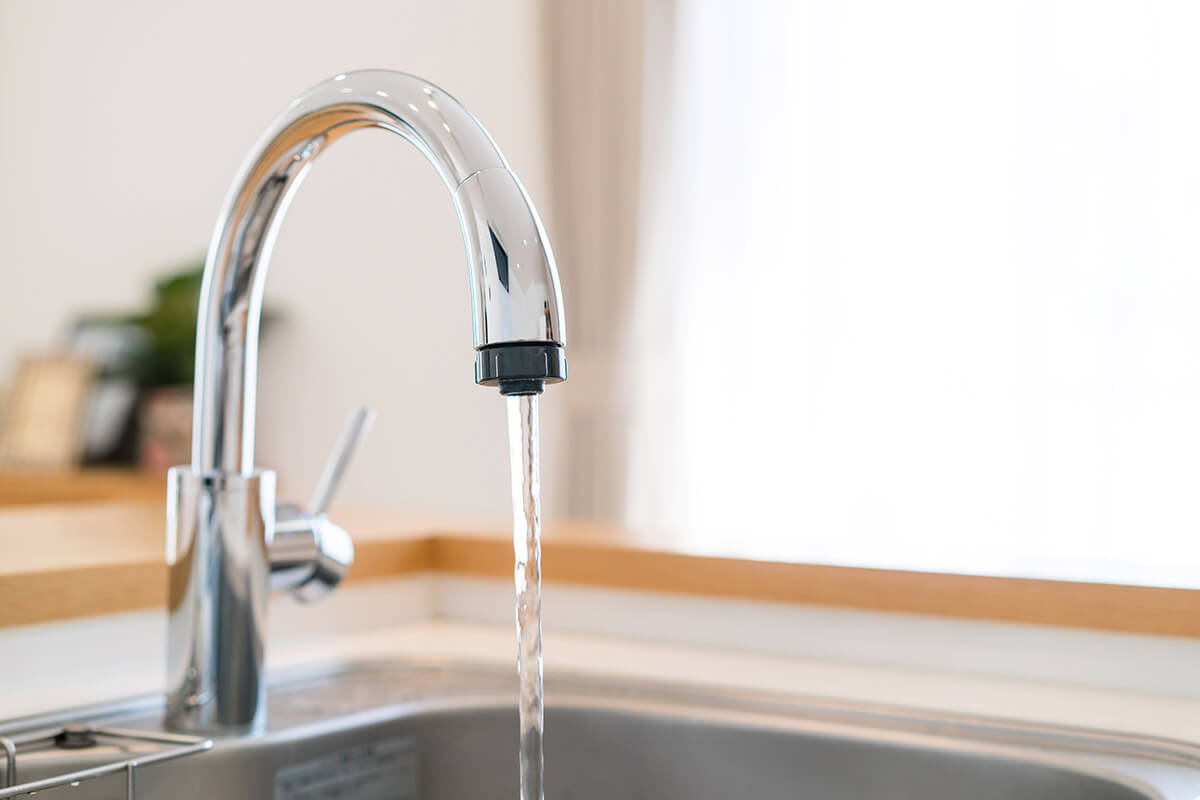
[165,467,276,734]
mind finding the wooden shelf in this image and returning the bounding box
[0,468,165,508]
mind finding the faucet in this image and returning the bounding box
[165,70,566,733]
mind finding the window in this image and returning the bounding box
[624,0,1200,587]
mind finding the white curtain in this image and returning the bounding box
[625,0,1200,587]
[542,0,647,518]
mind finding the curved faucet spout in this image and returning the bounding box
[192,69,566,474]
[168,70,567,733]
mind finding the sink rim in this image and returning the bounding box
[268,657,1200,770]
[2,656,1197,797]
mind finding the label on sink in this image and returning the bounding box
[274,736,419,800]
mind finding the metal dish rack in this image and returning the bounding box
[0,725,211,799]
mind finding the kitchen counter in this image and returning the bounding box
[0,500,1197,637]
[3,576,1200,745]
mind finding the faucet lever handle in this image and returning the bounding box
[309,407,376,514]
[269,406,373,603]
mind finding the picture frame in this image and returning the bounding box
[0,355,94,469]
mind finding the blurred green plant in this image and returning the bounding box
[124,264,206,388]
[81,260,276,390]
[68,260,280,464]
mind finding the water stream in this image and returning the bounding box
[507,393,544,800]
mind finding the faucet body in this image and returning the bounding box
[166,70,566,733]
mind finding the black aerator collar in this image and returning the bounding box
[475,342,567,396]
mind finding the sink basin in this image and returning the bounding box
[3,660,1199,799]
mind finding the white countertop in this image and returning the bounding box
[3,574,1200,744]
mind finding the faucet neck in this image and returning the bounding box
[191,70,565,474]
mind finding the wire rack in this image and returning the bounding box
[0,725,211,799]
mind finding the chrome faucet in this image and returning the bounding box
[165,70,566,733]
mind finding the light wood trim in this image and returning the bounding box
[0,562,165,628]
[431,531,1200,638]
[0,468,166,508]
[0,504,1196,637]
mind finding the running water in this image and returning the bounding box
[507,393,544,800]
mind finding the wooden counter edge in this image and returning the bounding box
[430,533,1200,639]
[1,524,1196,638]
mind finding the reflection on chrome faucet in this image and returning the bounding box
[165,70,567,734]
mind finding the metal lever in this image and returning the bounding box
[270,407,374,602]
[310,407,376,514]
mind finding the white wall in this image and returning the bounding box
[0,0,566,516]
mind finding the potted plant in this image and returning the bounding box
[73,263,276,472]
[127,266,206,472]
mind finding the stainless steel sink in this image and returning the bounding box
[3,660,1199,799]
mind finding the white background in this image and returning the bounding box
[0,0,566,516]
